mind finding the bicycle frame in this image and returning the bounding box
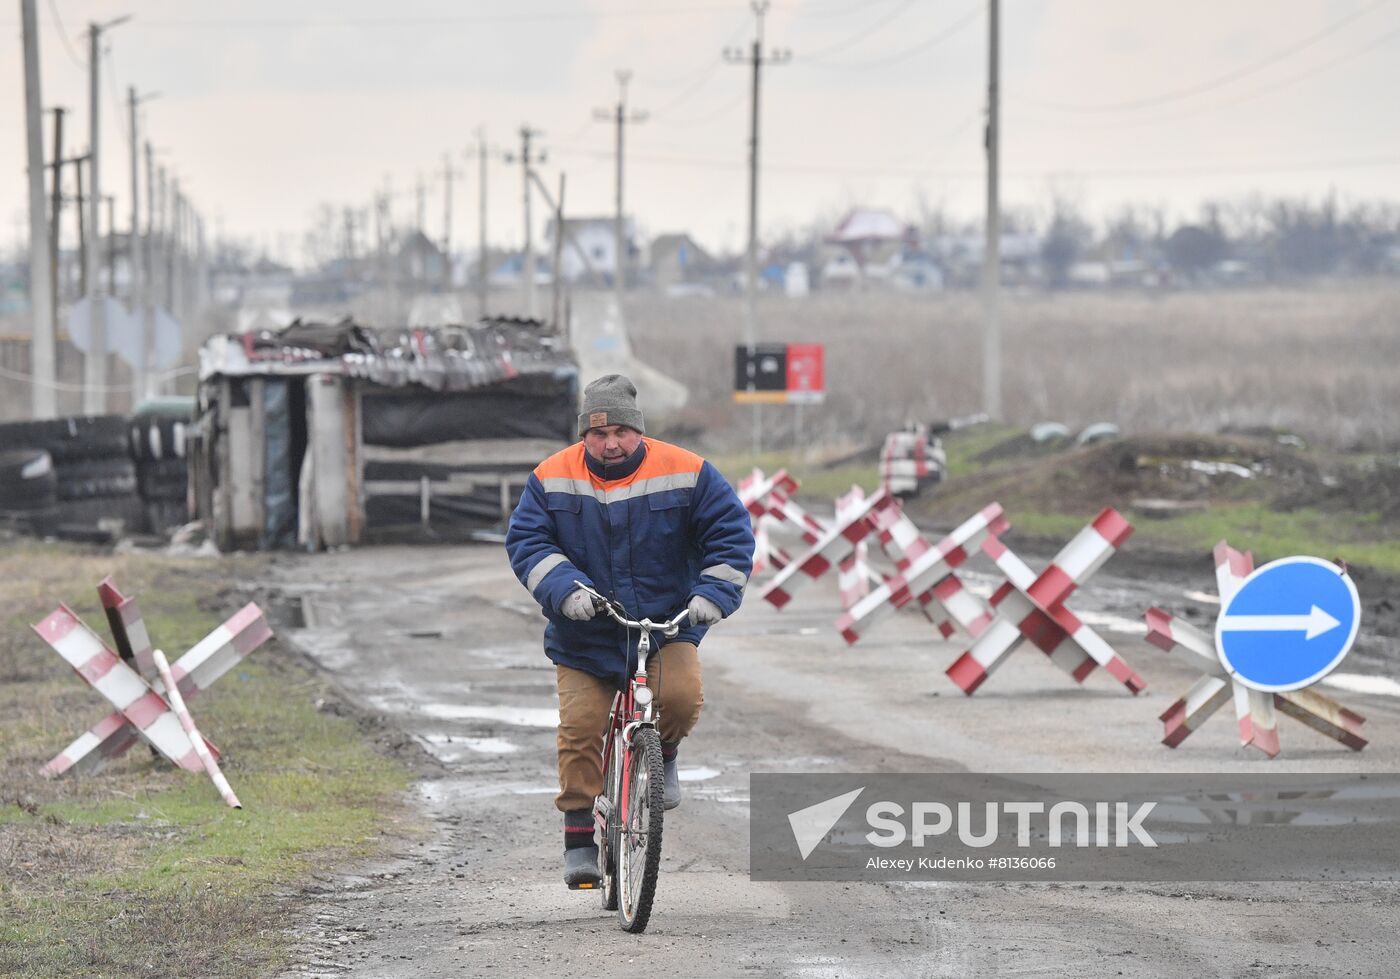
[573,582,687,879]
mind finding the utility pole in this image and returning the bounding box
[505,126,544,319]
[127,87,156,399]
[105,195,117,293]
[22,0,56,418]
[725,0,789,454]
[75,155,87,297]
[440,153,459,291]
[473,129,490,319]
[981,0,1002,420]
[594,70,647,318]
[83,14,130,414]
[143,140,156,400]
[415,174,426,233]
[550,174,566,333]
[47,108,65,353]
[156,164,169,311]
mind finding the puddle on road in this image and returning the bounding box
[419,703,560,727]
[1323,672,1400,698]
[419,733,520,754]
[678,766,721,782]
[418,779,558,805]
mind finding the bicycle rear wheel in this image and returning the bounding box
[617,727,664,933]
[599,740,620,912]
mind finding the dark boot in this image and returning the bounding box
[662,751,681,810]
[564,845,601,889]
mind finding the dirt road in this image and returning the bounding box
[268,541,1400,978]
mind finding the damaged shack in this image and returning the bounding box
[193,317,576,550]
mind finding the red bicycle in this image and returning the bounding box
[571,581,688,933]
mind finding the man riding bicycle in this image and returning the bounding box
[505,374,755,888]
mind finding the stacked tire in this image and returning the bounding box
[129,416,191,532]
[0,416,146,536]
[0,448,60,536]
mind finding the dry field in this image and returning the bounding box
[623,282,1400,453]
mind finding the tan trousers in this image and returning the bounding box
[554,642,703,813]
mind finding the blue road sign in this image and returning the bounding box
[1214,556,1361,692]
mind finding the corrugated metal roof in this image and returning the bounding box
[199,317,576,392]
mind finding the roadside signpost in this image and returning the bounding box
[734,343,824,404]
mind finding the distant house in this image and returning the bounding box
[546,216,635,284]
[824,209,942,290]
[489,253,552,289]
[396,230,449,286]
[929,231,1042,287]
[649,233,715,291]
[826,208,904,277]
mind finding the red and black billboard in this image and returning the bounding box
[734,343,825,405]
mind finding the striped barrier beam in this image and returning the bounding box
[837,503,1007,644]
[945,508,1146,696]
[865,500,981,640]
[40,600,272,778]
[1213,544,1281,755]
[752,515,779,576]
[98,577,157,680]
[762,485,826,549]
[1144,607,1234,747]
[33,605,205,774]
[1145,542,1366,756]
[153,649,242,809]
[835,487,873,611]
[759,488,893,609]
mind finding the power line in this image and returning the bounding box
[800,0,917,61]
[45,0,86,68]
[1011,19,1400,131]
[98,5,812,29]
[649,90,748,128]
[646,57,727,118]
[798,3,980,70]
[633,10,751,87]
[551,145,1400,181]
[1009,0,1391,113]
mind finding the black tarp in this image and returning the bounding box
[361,374,576,447]
[262,379,298,549]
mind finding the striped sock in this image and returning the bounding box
[564,809,594,851]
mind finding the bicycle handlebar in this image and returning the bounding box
[572,580,689,638]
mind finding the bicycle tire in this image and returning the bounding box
[600,734,621,912]
[617,727,664,933]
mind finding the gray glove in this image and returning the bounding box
[687,594,723,626]
[562,589,597,621]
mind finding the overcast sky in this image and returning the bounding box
[4,0,1398,264]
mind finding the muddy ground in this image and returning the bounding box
[265,537,1400,979]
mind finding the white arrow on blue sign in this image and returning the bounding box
[1214,555,1361,692]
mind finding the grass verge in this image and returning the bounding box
[0,535,414,979]
[716,426,1400,576]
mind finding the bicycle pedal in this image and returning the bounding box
[568,881,598,890]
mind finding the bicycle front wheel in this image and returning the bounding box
[617,726,664,933]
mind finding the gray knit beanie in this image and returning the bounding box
[578,373,646,436]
